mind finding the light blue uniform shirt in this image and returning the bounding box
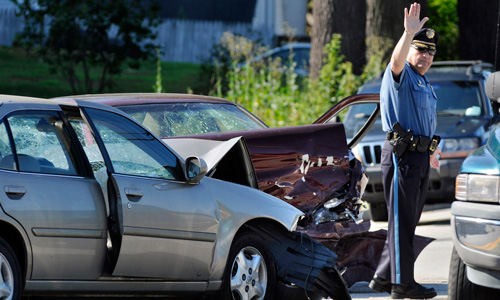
[380,62,437,137]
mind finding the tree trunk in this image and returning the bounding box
[458,0,500,68]
[310,0,335,80]
[309,0,366,79]
[365,0,428,65]
[332,0,366,75]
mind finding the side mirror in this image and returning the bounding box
[185,157,207,184]
[486,71,500,103]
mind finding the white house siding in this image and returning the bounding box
[0,0,307,64]
[155,18,265,63]
[0,8,23,46]
[252,0,307,37]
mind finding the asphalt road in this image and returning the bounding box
[348,204,453,300]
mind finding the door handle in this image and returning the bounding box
[124,188,143,201]
[4,185,26,196]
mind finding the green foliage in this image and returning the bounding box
[0,46,204,98]
[363,36,393,82]
[153,48,163,93]
[428,0,459,61]
[210,33,386,126]
[11,0,162,94]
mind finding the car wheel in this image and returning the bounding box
[448,246,500,300]
[369,203,388,221]
[0,238,22,300]
[220,231,277,300]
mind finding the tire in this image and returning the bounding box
[369,203,388,221]
[448,246,500,300]
[0,238,22,300]
[219,231,277,300]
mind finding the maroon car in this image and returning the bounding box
[53,93,431,287]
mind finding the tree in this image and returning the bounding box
[458,0,500,67]
[11,0,162,94]
[428,0,458,61]
[365,0,428,65]
[309,0,366,80]
[310,0,335,81]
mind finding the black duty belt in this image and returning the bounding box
[386,131,440,154]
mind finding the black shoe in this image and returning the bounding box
[391,282,437,299]
[369,275,392,294]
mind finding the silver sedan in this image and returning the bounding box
[0,95,348,300]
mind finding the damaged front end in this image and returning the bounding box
[249,223,351,300]
[170,121,432,290]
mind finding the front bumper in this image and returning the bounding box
[362,158,462,204]
[451,201,500,289]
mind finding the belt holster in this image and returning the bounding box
[390,122,413,158]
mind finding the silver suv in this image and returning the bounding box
[352,61,498,220]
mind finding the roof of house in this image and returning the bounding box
[157,0,257,23]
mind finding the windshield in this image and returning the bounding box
[433,81,484,116]
[361,80,484,117]
[342,103,378,139]
[118,102,266,138]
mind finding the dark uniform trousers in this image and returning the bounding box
[375,139,430,284]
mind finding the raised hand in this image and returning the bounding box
[404,2,429,35]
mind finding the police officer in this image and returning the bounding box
[368,3,440,299]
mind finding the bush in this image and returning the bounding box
[207,33,387,126]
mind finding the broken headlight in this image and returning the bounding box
[313,197,364,224]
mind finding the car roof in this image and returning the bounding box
[0,94,132,119]
[52,93,238,107]
[426,60,493,80]
[0,94,59,104]
[361,60,493,89]
[269,42,310,53]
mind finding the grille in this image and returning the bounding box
[359,143,382,166]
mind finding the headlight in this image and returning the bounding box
[455,174,500,202]
[440,137,479,158]
[352,145,364,164]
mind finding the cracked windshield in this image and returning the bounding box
[118,103,266,137]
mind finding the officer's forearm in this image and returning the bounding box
[390,31,413,79]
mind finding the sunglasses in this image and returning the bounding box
[411,44,436,56]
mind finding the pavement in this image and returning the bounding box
[346,203,452,300]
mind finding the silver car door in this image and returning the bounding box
[0,110,107,280]
[78,107,220,280]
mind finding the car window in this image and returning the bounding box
[84,108,181,180]
[294,49,310,68]
[271,48,309,69]
[68,117,106,173]
[342,103,379,139]
[0,121,12,165]
[361,80,485,116]
[433,81,484,116]
[1,111,78,175]
[118,103,266,137]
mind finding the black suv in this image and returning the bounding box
[346,61,499,220]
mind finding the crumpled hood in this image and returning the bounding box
[164,136,243,172]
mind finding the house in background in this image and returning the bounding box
[0,0,308,63]
[156,0,308,63]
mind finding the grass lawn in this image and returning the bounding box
[0,46,208,99]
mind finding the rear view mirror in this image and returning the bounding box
[185,157,207,184]
[485,71,500,103]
